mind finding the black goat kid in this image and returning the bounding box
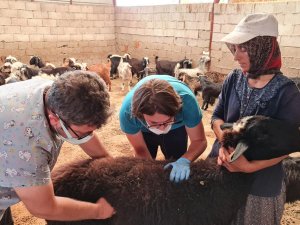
[221,115,300,162]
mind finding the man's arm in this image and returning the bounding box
[181,121,207,162]
[79,133,111,159]
[14,181,115,221]
[126,131,152,159]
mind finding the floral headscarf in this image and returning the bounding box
[227,36,282,79]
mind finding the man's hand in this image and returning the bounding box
[95,197,116,219]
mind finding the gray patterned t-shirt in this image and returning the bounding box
[0,77,63,210]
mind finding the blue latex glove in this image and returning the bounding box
[164,157,191,183]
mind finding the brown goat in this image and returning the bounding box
[88,60,112,91]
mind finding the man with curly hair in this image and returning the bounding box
[0,71,115,224]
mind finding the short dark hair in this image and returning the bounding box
[132,79,182,119]
[47,70,111,128]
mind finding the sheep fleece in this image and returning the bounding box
[47,157,252,225]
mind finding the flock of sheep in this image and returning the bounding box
[0,52,227,110]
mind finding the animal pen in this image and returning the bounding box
[0,0,299,224]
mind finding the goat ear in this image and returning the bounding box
[220,123,233,130]
[229,141,248,163]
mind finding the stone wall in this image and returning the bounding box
[0,0,115,65]
[115,4,212,66]
[115,1,300,76]
[1,0,299,76]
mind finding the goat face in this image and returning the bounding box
[142,57,149,68]
[199,52,211,69]
[63,58,76,67]
[178,59,192,69]
[62,58,70,67]
[5,55,18,64]
[2,62,12,74]
[123,53,131,61]
[221,115,300,162]
[200,56,210,64]
[29,56,40,67]
[182,59,193,68]
[69,58,76,66]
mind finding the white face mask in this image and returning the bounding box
[56,119,93,145]
[147,122,172,135]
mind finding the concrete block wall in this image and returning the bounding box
[212,1,300,77]
[115,4,213,66]
[1,1,299,76]
[0,0,115,65]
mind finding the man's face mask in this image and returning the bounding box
[56,118,93,145]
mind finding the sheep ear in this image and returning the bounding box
[229,141,248,163]
[220,123,233,130]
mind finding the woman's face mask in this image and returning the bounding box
[146,122,172,135]
[55,118,93,145]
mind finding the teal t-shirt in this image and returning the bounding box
[119,75,202,134]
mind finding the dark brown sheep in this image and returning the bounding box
[47,157,252,225]
[46,157,300,225]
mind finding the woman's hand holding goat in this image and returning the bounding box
[218,147,253,173]
[219,147,288,173]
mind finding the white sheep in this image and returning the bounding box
[4,55,18,64]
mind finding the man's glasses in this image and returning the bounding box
[57,115,93,140]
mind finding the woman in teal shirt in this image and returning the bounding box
[120,75,207,183]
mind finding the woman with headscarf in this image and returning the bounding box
[209,13,300,225]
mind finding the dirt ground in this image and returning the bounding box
[11,76,300,225]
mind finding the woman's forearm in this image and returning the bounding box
[246,155,288,173]
[212,118,224,142]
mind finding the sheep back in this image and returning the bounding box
[47,157,252,225]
